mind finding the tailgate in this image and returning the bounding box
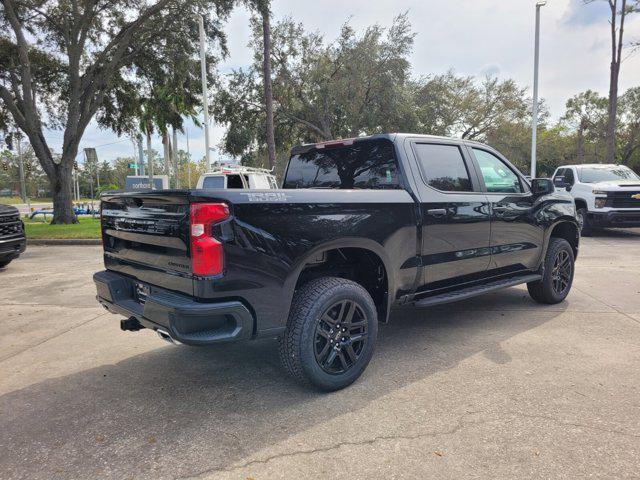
[101,192,193,295]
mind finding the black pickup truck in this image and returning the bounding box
[0,204,26,268]
[94,134,579,390]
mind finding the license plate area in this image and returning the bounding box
[135,282,150,305]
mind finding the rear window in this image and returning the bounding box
[413,143,472,192]
[202,176,225,189]
[283,140,401,189]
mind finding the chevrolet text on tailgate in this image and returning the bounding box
[95,134,579,391]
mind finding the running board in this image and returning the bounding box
[413,274,542,308]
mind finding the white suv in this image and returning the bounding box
[551,164,640,235]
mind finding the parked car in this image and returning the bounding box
[94,134,579,390]
[197,165,278,190]
[551,164,640,235]
[0,204,26,268]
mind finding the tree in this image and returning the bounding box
[415,72,529,140]
[561,90,608,163]
[584,0,640,162]
[618,86,640,165]
[246,0,276,169]
[213,13,417,162]
[0,0,233,223]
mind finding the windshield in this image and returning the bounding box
[577,166,640,183]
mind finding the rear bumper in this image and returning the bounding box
[0,236,26,261]
[93,270,254,345]
[588,211,640,228]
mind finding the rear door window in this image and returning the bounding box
[413,143,473,192]
[283,140,401,189]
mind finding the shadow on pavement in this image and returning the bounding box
[0,289,566,480]
[586,227,640,239]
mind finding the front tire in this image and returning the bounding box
[576,207,592,236]
[527,237,575,304]
[279,277,378,391]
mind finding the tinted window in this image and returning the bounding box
[564,168,575,185]
[227,174,244,189]
[413,143,472,192]
[202,176,225,189]
[283,140,401,189]
[473,148,523,193]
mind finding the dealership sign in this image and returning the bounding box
[125,175,169,191]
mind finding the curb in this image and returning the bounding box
[28,238,102,246]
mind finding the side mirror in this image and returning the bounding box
[531,178,554,196]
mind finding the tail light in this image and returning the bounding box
[190,203,230,276]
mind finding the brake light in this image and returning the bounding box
[190,203,230,276]
[315,139,355,149]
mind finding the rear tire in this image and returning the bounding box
[279,276,378,391]
[527,237,575,304]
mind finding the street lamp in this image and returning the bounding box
[198,15,211,172]
[530,0,546,179]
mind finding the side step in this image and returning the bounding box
[414,274,542,308]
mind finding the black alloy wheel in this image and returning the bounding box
[314,299,368,375]
[551,249,572,295]
[279,276,378,391]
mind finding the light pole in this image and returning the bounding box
[530,1,546,179]
[198,15,212,171]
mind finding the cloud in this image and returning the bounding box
[480,64,501,77]
[562,0,610,26]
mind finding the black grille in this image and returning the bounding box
[607,191,640,209]
[0,214,22,238]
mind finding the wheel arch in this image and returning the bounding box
[543,219,580,261]
[573,198,588,210]
[284,238,394,323]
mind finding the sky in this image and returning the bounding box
[44,0,640,166]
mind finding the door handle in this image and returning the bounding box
[493,206,508,212]
[427,208,447,217]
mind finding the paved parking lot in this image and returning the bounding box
[1,231,639,479]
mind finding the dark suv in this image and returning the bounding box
[0,204,26,268]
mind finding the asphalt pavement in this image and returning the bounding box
[1,231,639,479]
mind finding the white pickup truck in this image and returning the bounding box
[551,164,640,235]
[197,165,278,190]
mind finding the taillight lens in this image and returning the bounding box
[190,203,230,276]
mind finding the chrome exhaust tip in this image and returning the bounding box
[157,329,180,345]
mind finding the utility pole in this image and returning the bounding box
[198,15,212,171]
[137,135,145,176]
[132,138,139,176]
[16,139,26,203]
[186,127,192,188]
[172,126,180,188]
[530,1,546,179]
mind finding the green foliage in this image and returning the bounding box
[24,217,101,239]
[213,13,417,161]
